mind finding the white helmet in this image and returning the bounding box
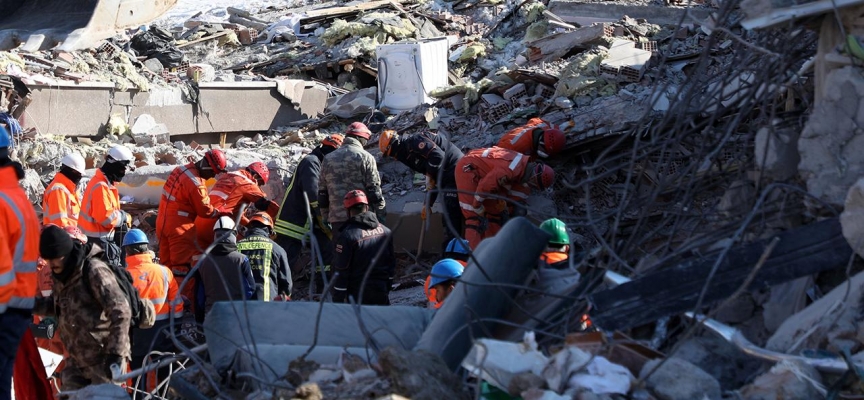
[61,152,86,174]
[107,145,134,162]
[214,216,236,231]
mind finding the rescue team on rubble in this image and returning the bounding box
[0,116,572,396]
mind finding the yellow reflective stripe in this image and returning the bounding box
[237,238,273,301]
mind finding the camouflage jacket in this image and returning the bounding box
[34,245,132,366]
[318,137,385,224]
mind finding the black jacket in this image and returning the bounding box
[237,227,293,300]
[331,211,395,302]
[197,236,255,315]
[392,132,463,206]
[275,147,326,240]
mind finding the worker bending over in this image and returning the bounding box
[79,145,135,267]
[497,117,566,161]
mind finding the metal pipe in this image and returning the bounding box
[111,344,208,382]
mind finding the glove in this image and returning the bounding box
[254,197,271,211]
[103,354,124,378]
[474,204,486,217]
[125,213,133,228]
[215,206,234,217]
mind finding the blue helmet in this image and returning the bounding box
[122,229,149,247]
[0,125,9,150]
[444,238,470,255]
[429,258,464,288]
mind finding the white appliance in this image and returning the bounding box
[376,37,449,113]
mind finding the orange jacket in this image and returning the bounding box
[126,253,183,320]
[79,169,125,239]
[458,147,531,211]
[0,165,40,312]
[42,172,80,227]
[540,251,568,265]
[195,170,266,246]
[497,118,553,160]
[158,163,217,226]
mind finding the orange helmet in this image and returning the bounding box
[204,149,228,173]
[343,189,368,209]
[246,161,270,185]
[379,130,397,157]
[248,211,274,228]
[322,134,344,149]
[346,122,371,140]
[540,128,566,157]
[529,163,555,190]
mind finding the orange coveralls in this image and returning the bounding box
[194,170,267,250]
[496,117,554,161]
[42,173,80,228]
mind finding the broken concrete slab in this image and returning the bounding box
[547,1,714,27]
[326,87,377,119]
[841,177,864,258]
[640,358,721,400]
[526,23,612,63]
[599,39,652,82]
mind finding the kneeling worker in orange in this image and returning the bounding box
[455,147,555,249]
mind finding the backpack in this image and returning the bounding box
[83,259,154,329]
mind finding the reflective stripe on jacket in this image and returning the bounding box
[497,117,552,160]
[78,169,124,239]
[0,165,40,312]
[126,253,183,320]
[42,172,81,227]
[456,147,530,210]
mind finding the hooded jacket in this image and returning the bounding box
[237,227,292,300]
[33,244,132,365]
[331,211,395,302]
[197,234,255,315]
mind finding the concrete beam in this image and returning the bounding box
[548,1,714,26]
[21,81,329,137]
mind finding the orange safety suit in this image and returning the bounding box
[0,164,40,312]
[78,169,125,239]
[540,251,568,266]
[42,172,80,227]
[496,118,554,161]
[156,163,218,274]
[126,253,183,320]
[194,170,267,250]
[455,147,532,249]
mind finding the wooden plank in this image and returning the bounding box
[302,0,397,19]
[588,218,853,331]
[177,31,231,48]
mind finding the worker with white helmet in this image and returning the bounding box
[42,152,85,227]
[195,216,255,320]
[78,145,135,268]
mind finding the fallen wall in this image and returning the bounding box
[22,81,329,137]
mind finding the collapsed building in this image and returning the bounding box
[3,0,864,398]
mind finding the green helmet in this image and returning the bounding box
[540,218,569,246]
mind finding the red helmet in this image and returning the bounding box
[343,189,369,209]
[248,211,274,228]
[204,149,228,174]
[346,122,371,140]
[529,163,555,190]
[540,129,566,157]
[321,134,344,149]
[246,161,270,185]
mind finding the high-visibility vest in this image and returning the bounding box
[126,253,183,320]
[78,169,123,239]
[42,172,80,227]
[236,236,274,301]
[0,165,40,312]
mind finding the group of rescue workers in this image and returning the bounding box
[0,114,573,397]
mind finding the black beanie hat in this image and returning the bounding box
[40,225,74,259]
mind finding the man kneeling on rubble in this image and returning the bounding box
[35,225,132,391]
[331,190,396,305]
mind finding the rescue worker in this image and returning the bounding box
[332,190,395,305]
[424,238,471,309]
[121,229,182,375]
[455,147,555,249]
[157,149,227,309]
[0,127,40,400]
[35,225,131,391]
[319,122,386,236]
[427,259,464,309]
[539,218,571,268]
[378,130,464,249]
[275,134,344,276]
[237,212,292,301]
[42,152,85,227]
[78,145,135,268]
[195,161,276,250]
[496,117,566,161]
[197,216,255,318]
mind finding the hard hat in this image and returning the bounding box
[122,229,149,247]
[246,161,270,185]
[444,238,470,255]
[214,216,236,231]
[343,189,368,209]
[541,128,566,157]
[346,122,371,140]
[378,130,397,157]
[321,134,344,149]
[63,225,87,244]
[429,258,464,288]
[108,145,134,162]
[0,125,9,150]
[248,211,274,228]
[529,163,555,190]
[61,152,86,174]
[204,149,228,174]
[539,218,569,246]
